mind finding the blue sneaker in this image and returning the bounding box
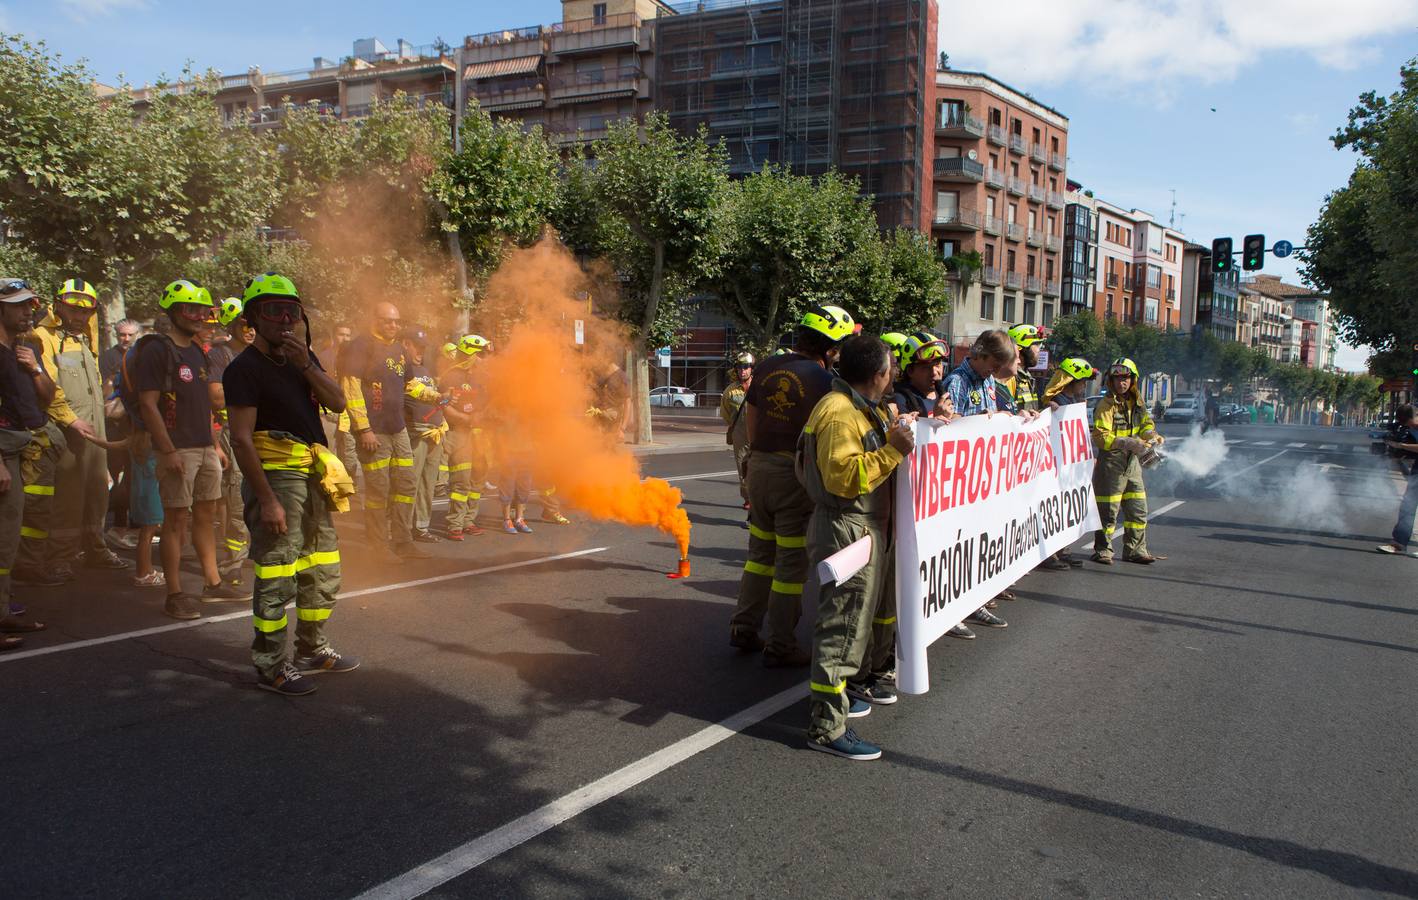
[503,519,518,534]
[847,697,872,718]
[293,646,361,674]
[257,662,317,696]
[807,728,882,761]
[515,518,534,534]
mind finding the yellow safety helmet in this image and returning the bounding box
[799,304,855,343]
[458,334,491,356]
[902,330,947,366]
[881,332,908,357]
[217,297,244,327]
[1059,357,1095,381]
[1008,323,1047,348]
[1108,357,1139,380]
[441,342,457,359]
[55,277,99,309]
[733,351,755,367]
[159,279,214,310]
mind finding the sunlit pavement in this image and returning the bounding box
[3,428,1415,899]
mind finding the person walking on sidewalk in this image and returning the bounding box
[0,279,55,647]
[224,273,356,696]
[802,334,915,761]
[133,281,246,620]
[338,301,438,561]
[729,304,855,668]
[1378,403,1418,557]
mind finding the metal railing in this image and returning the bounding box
[934,208,982,229]
[1044,280,1061,297]
[985,166,1005,188]
[934,157,984,180]
[1049,151,1065,170]
[1046,190,1065,209]
[1005,271,1023,289]
[1007,176,1026,195]
[1026,228,1043,247]
[1028,184,1045,203]
[1008,133,1026,153]
[987,124,1006,145]
[548,66,644,95]
[982,215,1002,235]
[1007,223,1025,241]
[982,266,1001,285]
[1107,273,1120,287]
[1045,234,1062,253]
[465,25,543,46]
[1030,142,1046,163]
[938,112,984,136]
[1025,276,1042,293]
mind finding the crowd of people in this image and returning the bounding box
[719,305,1167,761]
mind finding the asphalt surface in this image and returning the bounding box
[3,423,1415,899]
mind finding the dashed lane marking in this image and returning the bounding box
[665,470,739,482]
[0,547,610,665]
[1250,440,1276,446]
[1286,442,1308,448]
[1078,499,1187,551]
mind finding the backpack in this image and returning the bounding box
[116,334,209,432]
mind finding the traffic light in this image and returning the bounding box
[1242,234,1265,271]
[1211,237,1232,272]
[1410,343,1418,377]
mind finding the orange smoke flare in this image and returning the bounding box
[472,240,693,557]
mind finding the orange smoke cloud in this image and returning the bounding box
[472,239,692,556]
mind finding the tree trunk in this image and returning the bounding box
[630,241,667,446]
[102,269,127,350]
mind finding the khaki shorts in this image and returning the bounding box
[158,446,223,510]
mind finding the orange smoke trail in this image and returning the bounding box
[472,239,692,556]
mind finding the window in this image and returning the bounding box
[938,239,957,259]
[1003,293,1016,320]
[1147,265,1162,289]
[981,290,995,319]
[1051,136,1059,153]
[1024,298,1036,323]
[989,153,999,168]
[1011,118,1022,135]
[1032,127,1041,144]
[593,2,607,23]
[990,108,1002,126]
[1007,249,1016,271]
[1049,177,1057,192]
[1043,302,1055,326]
[1045,258,1054,280]
[1027,255,1036,277]
[1047,215,1056,234]
[984,244,995,266]
[939,99,965,128]
[1010,162,1019,177]
[986,195,996,217]
[1007,203,1017,224]
[1107,293,1114,314]
[1031,167,1040,185]
[1028,210,1037,229]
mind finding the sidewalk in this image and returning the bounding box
[627,431,731,457]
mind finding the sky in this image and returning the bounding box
[4,0,1415,370]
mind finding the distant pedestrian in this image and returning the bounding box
[1377,404,1418,557]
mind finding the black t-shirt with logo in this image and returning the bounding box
[405,361,443,428]
[222,346,328,448]
[0,344,49,432]
[133,338,212,448]
[339,334,407,436]
[746,352,834,453]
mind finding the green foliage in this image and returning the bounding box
[1303,57,1418,352]
[872,228,952,334]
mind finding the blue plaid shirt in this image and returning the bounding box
[943,360,998,417]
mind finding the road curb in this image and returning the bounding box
[629,441,731,458]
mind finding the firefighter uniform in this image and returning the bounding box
[340,333,436,549]
[801,380,904,747]
[719,377,750,504]
[404,360,446,537]
[245,436,346,681]
[1,327,54,607]
[1091,360,1160,561]
[13,424,61,577]
[439,359,486,535]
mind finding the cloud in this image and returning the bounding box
[58,0,149,22]
[941,0,1418,89]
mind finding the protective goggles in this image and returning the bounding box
[913,343,946,362]
[1108,365,1134,377]
[57,293,97,309]
[254,300,302,323]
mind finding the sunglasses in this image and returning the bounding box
[256,302,302,323]
[376,316,401,324]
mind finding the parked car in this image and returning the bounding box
[1163,393,1202,424]
[1219,403,1248,424]
[649,385,698,408]
[1370,414,1401,456]
[1085,394,1106,419]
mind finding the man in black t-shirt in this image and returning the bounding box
[225,273,354,696]
[135,281,244,621]
[729,304,854,668]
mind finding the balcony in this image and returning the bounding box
[1046,190,1065,209]
[1030,142,1046,163]
[1006,223,1025,242]
[473,82,545,110]
[934,208,982,231]
[1045,234,1062,253]
[982,215,1002,235]
[1044,280,1061,298]
[1027,183,1045,203]
[1006,175,1026,196]
[982,266,1001,286]
[934,156,984,183]
[984,166,1005,188]
[1026,228,1043,248]
[547,66,644,104]
[1025,276,1042,294]
[1049,150,1065,171]
[549,12,645,56]
[987,124,1006,146]
[937,112,984,138]
[1008,133,1026,154]
[547,123,608,145]
[1005,271,1023,290]
[1107,273,1120,288]
[464,25,546,66]
[1166,288,1176,302]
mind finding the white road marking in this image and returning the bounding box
[1319,444,1338,451]
[1286,442,1308,449]
[0,547,609,665]
[354,682,804,900]
[1207,449,1287,489]
[1078,499,1187,550]
[1249,440,1275,446]
[665,470,739,482]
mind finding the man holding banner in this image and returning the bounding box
[802,335,915,761]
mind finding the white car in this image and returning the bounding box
[649,386,697,408]
[1163,394,1202,423]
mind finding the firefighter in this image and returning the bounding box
[25,279,128,580]
[1091,357,1166,565]
[1042,356,1096,407]
[0,279,57,645]
[729,304,855,668]
[440,334,490,540]
[208,296,254,582]
[402,327,446,543]
[718,351,754,508]
[224,272,355,695]
[802,334,915,760]
[1001,323,1045,412]
[337,301,439,560]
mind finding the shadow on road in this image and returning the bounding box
[1081,568,1418,618]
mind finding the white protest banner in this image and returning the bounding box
[894,403,1100,694]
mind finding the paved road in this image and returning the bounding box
[3,424,1415,899]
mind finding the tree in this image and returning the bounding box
[1214,340,1259,395]
[870,228,952,334]
[592,114,730,443]
[1048,312,1105,364]
[432,100,561,327]
[1303,57,1418,352]
[0,36,276,338]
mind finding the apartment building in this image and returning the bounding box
[1238,286,1286,360]
[1060,189,1097,318]
[456,0,675,147]
[1179,241,1240,341]
[656,0,934,230]
[930,69,1068,349]
[1092,201,1185,329]
[131,38,456,128]
[1242,274,1335,370]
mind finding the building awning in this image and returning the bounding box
[483,98,544,112]
[463,56,541,80]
